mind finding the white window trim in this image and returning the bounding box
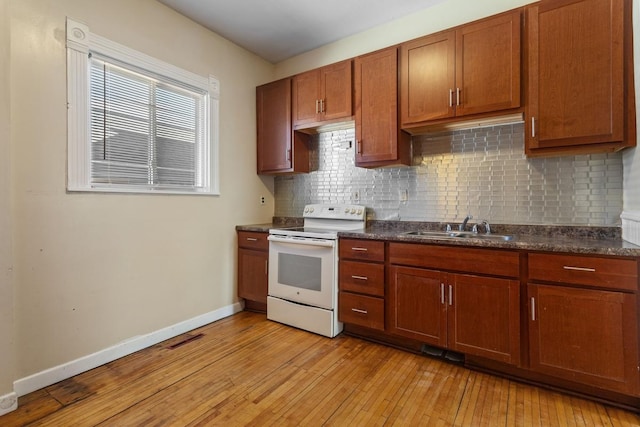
[66,17,220,195]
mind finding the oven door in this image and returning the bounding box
[267,234,336,310]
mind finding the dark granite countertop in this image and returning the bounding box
[236,219,640,257]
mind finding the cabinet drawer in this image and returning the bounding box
[338,292,384,331]
[339,261,384,297]
[340,239,385,262]
[389,243,519,278]
[237,231,269,251]
[528,253,638,292]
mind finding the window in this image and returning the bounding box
[66,18,219,195]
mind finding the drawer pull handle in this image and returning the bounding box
[351,247,368,252]
[351,308,368,314]
[246,237,258,241]
[440,283,445,305]
[563,266,596,272]
[352,275,368,281]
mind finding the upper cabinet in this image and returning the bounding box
[525,0,636,156]
[293,60,353,129]
[400,10,521,130]
[354,47,411,168]
[256,78,310,174]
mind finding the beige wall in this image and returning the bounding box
[8,0,274,381]
[1,0,16,401]
[275,0,536,78]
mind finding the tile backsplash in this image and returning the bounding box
[274,123,623,226]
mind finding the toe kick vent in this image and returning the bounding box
[421,344,464,365]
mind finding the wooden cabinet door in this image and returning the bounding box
[448,274,520,365]
[256,78,292,173]
[400,31,456,125]
[456,10,521,117]
[292,69,320,127]
[388,266,447,347]
[526,0,624,151]
[320,60,353,122]
[238,248,268,305]
[355,47,409,166]
[528,283,639,395]
[293,61,352,127]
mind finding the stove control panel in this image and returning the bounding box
[303,204,365,221]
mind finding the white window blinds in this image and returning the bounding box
[89,56,206,190]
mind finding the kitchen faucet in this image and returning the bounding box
[472,220,492,234]
[459,214,473,231]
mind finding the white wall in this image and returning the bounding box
[0,0,17,413]
[623,0,640,213]
[275,0,536,78]
[7,0,274,387]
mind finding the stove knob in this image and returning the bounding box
[344,208,349,214]
[304,208,309,213]
[309,207,314,213]
[350,208,356,214]
[357,209,363,215]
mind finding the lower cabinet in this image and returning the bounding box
[388,266,520,365]
[335,238,640,405]
[528,284,638,395]
[338,239,385,331]
[237,231,269,312]
[527,252,640,396]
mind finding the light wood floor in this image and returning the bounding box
[2,311,640,426]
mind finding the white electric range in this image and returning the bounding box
[267,204,366,337]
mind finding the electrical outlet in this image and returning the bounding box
[353,190,360,201]
[400,189,408,202]
[260,196,265,205]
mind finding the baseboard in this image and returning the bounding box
[621,211,640,245]
[0,391,17,416]
[14,302,242,397]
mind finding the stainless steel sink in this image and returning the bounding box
[455,232,515,241]
[403,230,515,241]
[403,231,461,238]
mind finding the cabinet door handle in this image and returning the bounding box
[246,237,258,241]
[563,266,596,272]
[351,308,368,314]
[448,285,453,306]
[286,149,291,161]
[440,283,445,305]
[320,99,325,113]
[456,87,461,106]
[352,275,368,281]
[531,117,536,138]
[356,140,362,154]
[449,89,453,107]
[351,247,368,252]
[315,99,320,114]
[265,260,268,275]
[531,297,536,321]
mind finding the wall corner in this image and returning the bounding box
[621,211,640,245]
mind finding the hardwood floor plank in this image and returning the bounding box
[1,312,639,426]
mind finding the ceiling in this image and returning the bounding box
[157,0,445,63]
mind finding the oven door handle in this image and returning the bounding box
[267,235,336,248]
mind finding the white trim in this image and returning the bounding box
[65,16,220,196]
[14,302,242,397]
[0,392,17,416]
[621,211,640,245]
